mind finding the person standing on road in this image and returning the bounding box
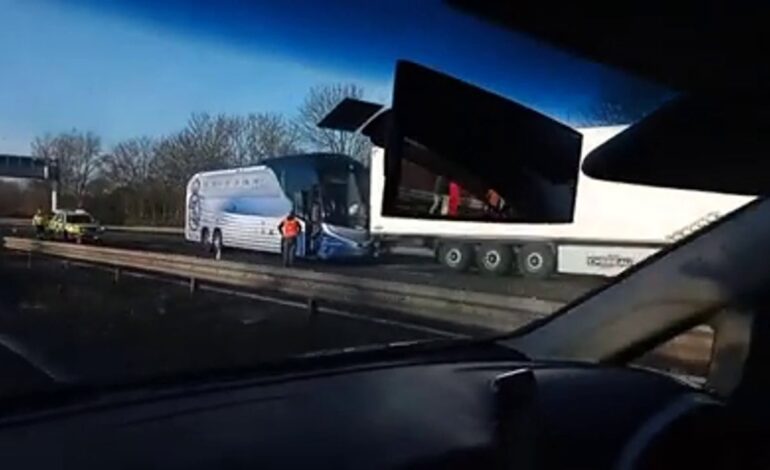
[278,211,302,267]
[32,209,46,239]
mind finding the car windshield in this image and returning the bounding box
[0,0,754,399]
[67,215,93,224]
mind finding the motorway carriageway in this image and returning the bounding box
[0,250,452,394]
[1,225,605,304]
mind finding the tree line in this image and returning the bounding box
[17,83,370,226]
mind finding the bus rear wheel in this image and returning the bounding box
[200,228,211,252]
[212,229,223,254]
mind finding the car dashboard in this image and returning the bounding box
[0,345,722,470]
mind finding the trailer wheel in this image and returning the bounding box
[518,243,556,278]
[476,244,513,276]
[438,242,473,272]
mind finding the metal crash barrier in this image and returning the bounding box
[1,236,555,332]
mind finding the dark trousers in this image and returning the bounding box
[34,225,45,238]
[281,237,297,267]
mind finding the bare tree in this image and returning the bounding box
[153,113,232,187]
[243,113,301,163]
[186,112,232,166]
[27,104,316,225]
[31,130,102,205]
[226,115,252,167]
[102,136,156,188]
[224,113,299,166]
[297,83,371,163]
[100,137,159,223]
[73,132,101,203]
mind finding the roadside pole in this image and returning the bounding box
[45,159,59,212]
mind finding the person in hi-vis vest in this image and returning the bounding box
[278,211,302,267]
[32,209,46,239]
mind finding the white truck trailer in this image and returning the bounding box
[369,126,754,277]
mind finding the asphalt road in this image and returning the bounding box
[2,225,606,304]
[0,250,459,398]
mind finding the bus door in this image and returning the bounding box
[291,191,307,258]
[304,186,323,256]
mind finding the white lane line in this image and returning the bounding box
[0,334,74,382]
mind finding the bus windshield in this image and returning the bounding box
[320,166,368,229]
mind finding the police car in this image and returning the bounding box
[46,209,105,243]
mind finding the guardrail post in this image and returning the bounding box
[26,251,32,269]
[114,267,121,283]
[189,277,197,294]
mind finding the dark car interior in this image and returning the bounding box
[2,2,770,469]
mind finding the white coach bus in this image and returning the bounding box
[185,153,372,260]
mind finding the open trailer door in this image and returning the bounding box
[320,60,583,225]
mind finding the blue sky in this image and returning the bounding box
[0,0,668,154]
